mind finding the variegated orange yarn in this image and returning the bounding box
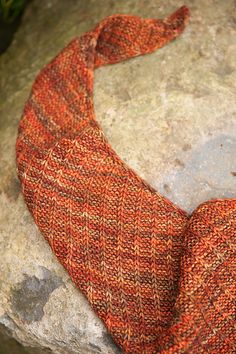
[16,5,236,353]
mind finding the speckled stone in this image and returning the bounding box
[0,0,235,353]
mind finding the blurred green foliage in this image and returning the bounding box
[0,0,26,23]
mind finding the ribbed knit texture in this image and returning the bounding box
[16,5,236,353]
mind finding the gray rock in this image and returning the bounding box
[11,268,63,324]
[0,0,235,353]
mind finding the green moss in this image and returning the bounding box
[0,0,26,23]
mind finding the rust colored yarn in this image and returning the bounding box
[16,5,236,353]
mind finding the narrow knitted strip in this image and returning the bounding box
[16,5,236,353]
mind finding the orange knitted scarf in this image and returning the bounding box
[16,5,235,353]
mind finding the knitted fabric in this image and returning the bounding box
[16,5,236,353]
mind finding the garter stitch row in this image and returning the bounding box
[16,5,236,353]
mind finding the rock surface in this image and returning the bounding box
[0,0,235,353]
